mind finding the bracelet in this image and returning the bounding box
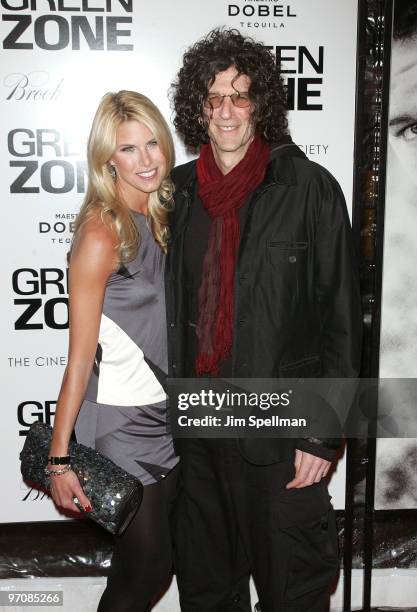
[44,465,72,476]
[47,455,71,465]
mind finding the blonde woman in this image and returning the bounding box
[48,91,179,611]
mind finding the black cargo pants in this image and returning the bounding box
[173,439,339,612]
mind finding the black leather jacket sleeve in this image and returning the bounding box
[296,168,362,461]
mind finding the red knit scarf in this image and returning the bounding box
[195,135,270,376]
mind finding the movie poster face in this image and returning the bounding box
[377,0,417,509]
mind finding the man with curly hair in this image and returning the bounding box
[166,28,362,612]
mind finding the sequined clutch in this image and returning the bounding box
[20,421,143,536]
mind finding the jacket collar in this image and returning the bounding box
[263,141,307,187]
[170,138,306,239]
[176,138,306,193]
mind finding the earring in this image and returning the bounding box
[108,163,117,182]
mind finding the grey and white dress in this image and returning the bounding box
[75,211,178,485]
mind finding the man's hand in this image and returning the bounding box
[286,449,331,489]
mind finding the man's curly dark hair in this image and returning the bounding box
[171,28,288,149]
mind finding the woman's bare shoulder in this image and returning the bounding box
[71,209,118,273]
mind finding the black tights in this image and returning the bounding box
[98,464,178,612]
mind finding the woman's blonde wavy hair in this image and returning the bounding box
[73,90,175,262]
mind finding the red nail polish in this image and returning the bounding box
[84,505,92,513]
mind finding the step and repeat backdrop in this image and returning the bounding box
[1,0,358,523]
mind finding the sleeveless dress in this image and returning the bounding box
[75,211,178,485]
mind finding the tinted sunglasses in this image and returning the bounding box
[204,92,251,109]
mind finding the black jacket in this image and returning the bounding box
[165,143,362,464]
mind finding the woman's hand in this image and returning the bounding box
[49,469,92,514]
